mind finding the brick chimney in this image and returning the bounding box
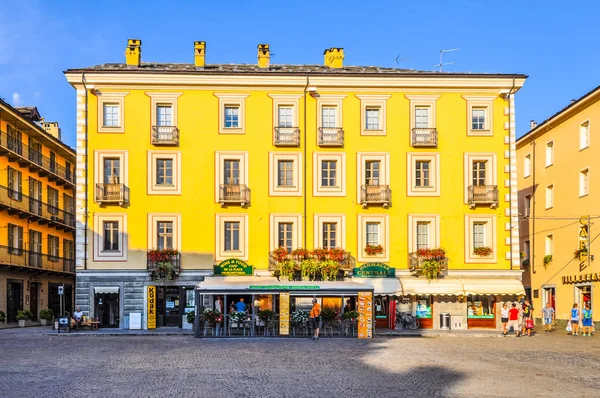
[125,38,142,67]
[258,44,270,68]
[323,48,344,68]
[194,41,206,68]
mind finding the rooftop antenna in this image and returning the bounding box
[434,48,459,72]
[394,55,411,67]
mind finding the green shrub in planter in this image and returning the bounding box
[39,308,54,321]
[0,311,6,322]
[321,308,338,322]
[16,309,33,321]
[186,310,195,324]
[342,311,359,320]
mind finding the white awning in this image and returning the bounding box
[351,278,402,295]
[400,277,465,296]
[196,276,373,293]
[94,286,119,294]
[461,278,525,296]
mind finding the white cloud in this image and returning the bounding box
[12,92,21,106]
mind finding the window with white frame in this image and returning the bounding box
[103,157,120,184]
[322,222,337,249]
[148,151,181,195]
[156,105,173,127]
[225,105,240,128]
[366,222,379,246]
[415,106,430,128]
[103,221,119,252]
[545,141,554,167]
[524,154,531,178]
[472,160,487,186]
[321,160,337,187]
[215,93,248,134]
[524,194,531,216]
[358,215,389,262]
[580,168,589,197]
[270,214,301,253]
[523,240,530,260]
[278,106,293,127]
[95,151,128,194]
[580,121,590,150]
[224,159,240,185]
[156,158,173,186]
[409,215,440,253]
[546,184,554,208]
[471,107,486,130]
[463,153,497,205]
[365,107,380,130]
[314,214,346,250]
[407,153,440,196]
[278,222,293,253]
[416,222,430,249]
[365,160,380,186]
[224,221,240,252]
[216,214,248,260]
[545,234,553,256]
[148,214,180,253]
[357,153,389,202]
[464,214,496,263]
[156,221,174,250]
[269,152,302,196]
[473,222,485,248]
[415,160,430,187]
[215,152,248,203]
[357,95,389,135]
[314,153,346,196]
[462,96,494,136]
[94,213,127,261]
[277,160,294,187]
[322,106,337,128]
[103,103,120,127]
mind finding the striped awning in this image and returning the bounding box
[400,278,465,296]
[351,278,402,295]
[94,286,119,294]
[461,278,525,296]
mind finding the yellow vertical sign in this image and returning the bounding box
[147,286,156,329]
[357,291,373,339]
[279,292,290,335]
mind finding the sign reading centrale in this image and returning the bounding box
[353,263,396,278]
[214,258,253,276]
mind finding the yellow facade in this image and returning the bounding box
[65,40,526,329]
[517,86,600,327]
[0,99,76,325]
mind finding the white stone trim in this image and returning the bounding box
[356,152,390,203]
[464,214,497,264]
[407,214,440,252]
[463,152,498,204]
[269,152,303,196]
[405,95,440,129]
[214,151,249,203]
[147,213,182,251]
[462,95,496,136]
[269,214,302,251]
[96,91,129,133]
[356,94,390,136]
[147,150,182,195]
[406,152,440,196]
[93,213,128,261]
[357,214,390,262]
[215,214,248,261]
[313,152,346,196]
[146,92,182,130]
[313,214,346,249]
[214,93,249,134]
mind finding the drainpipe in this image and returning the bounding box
[531,139,536,275]
[82,73,89,270]
[303,77,309,248]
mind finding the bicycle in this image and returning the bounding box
[395,312,420,330]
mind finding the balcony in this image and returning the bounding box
[411,128,438,147]
[0,130,75,188]
[219,184,250,207]
[151,126,179,145]
[268,248,355,280]
[274,127,300,146]
[0,245,75,274]
[409,250,449,277]
[468,185,499,208]
[0,185,75,231]
[360,185,391,208]
[147,250,181,281]
[96,183,130,206]
[318,127,344,147]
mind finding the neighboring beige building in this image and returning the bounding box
[517,85,599,327]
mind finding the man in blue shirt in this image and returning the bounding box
[236,298,247,312]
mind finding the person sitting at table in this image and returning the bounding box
[72,307,83,329]
[236,298,247,312]
[229,301,236,314]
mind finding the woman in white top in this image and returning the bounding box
[500,303,510,336]
[215,296,223,314]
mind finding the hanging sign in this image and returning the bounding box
[357,291,373,339]
[353,263,395,278]
[279,292,290,336]
[214,259,253,276]
[147,286,156,329]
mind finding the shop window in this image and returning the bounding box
[467,295,495,319]
[415,296,432,319]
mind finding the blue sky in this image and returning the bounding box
[1,0,598,147]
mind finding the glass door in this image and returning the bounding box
[165,287,180,327]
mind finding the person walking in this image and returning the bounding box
[507,303,521,337]
[309,298,321,340]
[522,299,534,337]
[570,303,581,336]
[501,303,509,336]
[582,302,593,336]
[541,302,555,332]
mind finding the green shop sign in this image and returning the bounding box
[353,263,395,278]
[214,258,253,276]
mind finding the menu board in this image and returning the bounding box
[357,292,373,339]
[279,292,290,336]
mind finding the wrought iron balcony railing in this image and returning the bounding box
[360,185,391,208]
[219,184,250,206]
[0,244,75,273]
[411,128,438,147]
[147,252,181,275]
[274,127,300,146]
[0,130,75,187]
[408,252,449,274]
[468,185,499,208]
[96,183,130,206]
[318,127,344,146]
[268,250,356,273]
[151,126,179,145]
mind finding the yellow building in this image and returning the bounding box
[0,100,76,327]
[65,39,526,330]
[517,85,600,329]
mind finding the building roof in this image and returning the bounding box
[65,62,527,79]
[517,84,600,145]
[14,106,42,121]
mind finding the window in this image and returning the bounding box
[473,223,485,248]
[416,222,430,249]
[156,159,173,186]
[278,223,293,252]
[464,153,497,206]
[215,152,248,203]
[357,153,389,202]
[415,106,430,128]
[156,221,174,250]
[63,239,74,263]
[49,151,56,173]
[366,222,379,246]
[278,106,293,127]
[103,103,120,127]
[322,106,337,128]
[47,187,59,215]
[7,124,22,155]
[580,169,589,197]
[103,158,120,184]
[471,107,486,130]
[365,108,380,130]
[314,153,346,196]
[216,214,247,260]
[524,195,531,216]
[224,159,240,185]
[103,221,120,252]
[7,166,22,200]
[358,214,389,262]
[29,230,42,267]
[546,184,554,209]
[524,154,531,178]
[8,224,23,255]
[523,240,530,260]
[580,121,590,150]
[224,221,240,251]
[545,234,553,256]
[224,106,239,128]
[322,222,337,249]
[48,235,60,261]
[321,161,337,187]
[464,215,496,263]
[415,160,430,187]
[95,151,128,193]
[545,141,554,167]
[472,161,487,186]
[277,160,294,187]
[365,160,380,186]
[156,105,173,127]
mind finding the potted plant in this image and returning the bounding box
[0,311,6,323]
[421,260,442,281]
[364,244,384,256]
[186,310,195,324]
[301,258,319,281]
[272,246,289,262]
[39,308,54,326]
[342,310,359,321]
[320,259,340,281]
[417,248,446,260]
[321,308,337,322]
[16,309,32,327]
[522,259,530,267]
[279,259,296,281]
[473,246,493,256]
[291,310,309,324]
[155,261,177,281]
[328,248,346,262]
[291,248,309,260]
[257,309,275,326]
[543,255,553,266]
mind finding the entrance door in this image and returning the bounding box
[165,287,180,327]
[543,287,556,309]
[30,283,39,321]
[94,290,120,328]
[7,280,23,322]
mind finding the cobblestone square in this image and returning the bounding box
[1,328,599,397]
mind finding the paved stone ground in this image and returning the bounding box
[1,327,599,398]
